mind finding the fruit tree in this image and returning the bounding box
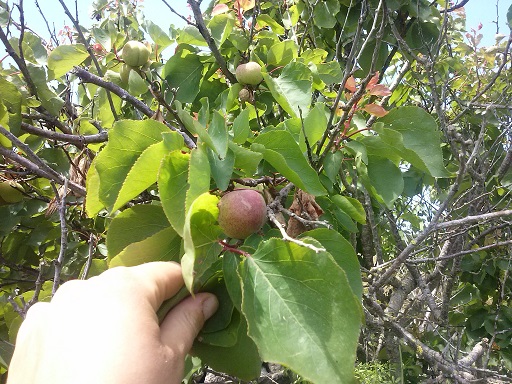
[0,0,511,382]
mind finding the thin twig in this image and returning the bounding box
[52,179,69,296]
[267,207,325,253]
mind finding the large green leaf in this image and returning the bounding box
[300,102,328,151]
[208,13,235,47]
[92,119,169,212]
[313,0,340,28]
[47,44,89,79]
[163,45,203,103]
[0,78,22,135]
[378,107,451,177]
[301,229,363,300]
[158,151,190,237]
[109,227,181,267]
[252,130,326,196]
[181,193,222,292]
[365,155,404,208]
[331,195,366,224]
[267,39,298,67]
[263,61,312,118]
[192,315,262,381]
[106,204,171,259]
[241,238,362,384]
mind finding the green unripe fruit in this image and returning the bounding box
[0,181,24,204]
[238,88,251,102]
[218,189,267,239]
[235,61,263,86]
[119,64,133,84]
[122,41,151,67]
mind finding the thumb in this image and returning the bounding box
[159,292,218,355]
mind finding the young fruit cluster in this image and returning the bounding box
[217,189,267,239]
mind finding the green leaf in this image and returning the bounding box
[508,3,512,29]
[0,339,14,369]
[209,111,228,159]
[314,0,340,28]
[232,107,251,144]
[181,193,222,292]
[85,163,103,217]
[193,315,262,381]
[267,39,298,67]
[316,61,343,84]
[111,141,167,212]
[142,20,173,50]
[92,119,168,212]
[229,142,263,175]
[47,44,89,79]
[163,45,203,103]
[109,227,181,267]
[158,151,190,237]
[252,130,326,196]
[331,195,366,224]
[0,78,22,135]
[366,155,404,207]
[185,144,211,213]
[175,101,217,153]
[263,61,312,118]
[200,308,240,347]
[207,146,235,191]
[223,252,243,311]
[378,107,451,178]
[323,150,343,182]
[241,238,362,384]
[300,102,328,151]
[301,228,363,300]
[208,13,235,47]
[106,204,171,259]
[256,14,285,35]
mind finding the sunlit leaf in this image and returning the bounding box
[242,238,362,384]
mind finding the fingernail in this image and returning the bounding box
[201,295,219,319]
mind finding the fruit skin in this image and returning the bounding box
[122,41,151,67]
[218,189,267,239]
[119,64,132,84]
[235,61,263,86]
[238,88,251,102]
[0,181,24,205]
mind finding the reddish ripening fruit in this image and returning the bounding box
[122,40,151,67]
[218,189,266,239]
[235,61,263,86]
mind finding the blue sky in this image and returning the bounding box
[21,0,510,47]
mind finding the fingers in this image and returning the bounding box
[102,262,185,311]
[160,292,218,355]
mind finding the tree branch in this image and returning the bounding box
[187,0,237,84]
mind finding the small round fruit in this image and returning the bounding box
[238,88,251,102]
[119,64,132,84]
[218,189,266,239]
[235,61,263,86]
[0,181,23,204]
[122,40,151,67]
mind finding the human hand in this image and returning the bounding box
[7,262,218,384]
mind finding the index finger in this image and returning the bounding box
[106,262,185,311]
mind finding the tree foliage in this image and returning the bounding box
[0,0,511,382]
